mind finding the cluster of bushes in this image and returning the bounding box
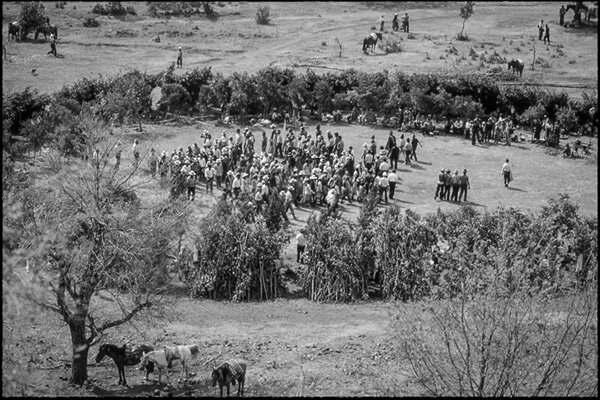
[2,64,597,162]
[92,1,136,17]
[180,197,288,301]
[302,194,597,302]
[146,2,209,18]
[255,5,271,25]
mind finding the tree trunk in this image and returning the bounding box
[460,19,466,36]
[68,317,90,385]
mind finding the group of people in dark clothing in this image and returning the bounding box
[434,168,471,203]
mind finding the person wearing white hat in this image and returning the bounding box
[176,46,183,68]
[379,171,389,203]
[284,185,296,221]
[47,33,57,57]
[186,170,197,201]
[434,168,445,200]
[392,12,399,31]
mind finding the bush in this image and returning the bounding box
[92,1,136,17]
[455,32,469,41]
[382,38,404,54]
[18,1,47,39]
[255,5,270,25]
[184,200,288,301]
[396,285,598,396]
[82,17,100,28]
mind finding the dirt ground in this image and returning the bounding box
[2,1,598,397]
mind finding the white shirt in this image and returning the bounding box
[387,172,399,183]
[501,162,511,173]
[296,233,306,247]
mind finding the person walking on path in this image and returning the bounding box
[186,171,197,201]
[404,138,412,165]
[410,134,422,161]
[559,5,566,26]
[176,46,183,68]
[379,172,389,203]
[538,19,544,40]
[543,24,550,44]
[148,148,158,178]
[296,230,307,264]
[47,33,57,57]
[501,158,512,188]
[458,169,470,202]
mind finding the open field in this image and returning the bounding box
[2,1,598,397]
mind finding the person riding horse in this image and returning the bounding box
[362,32,383,53]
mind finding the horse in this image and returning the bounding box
[507,59,524,77]
[34,24,58,41]
[8,21,22,42]
[362,32,382,54]
[163,344,200,380]
[211,359,247,397]
[95,343,155,386]
[140,349,171,384]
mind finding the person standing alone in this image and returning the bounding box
[559,5,566,26]
[47,33,57,57]
[379,15,385,31]
[501,158,512,188]
[176,46,183,68]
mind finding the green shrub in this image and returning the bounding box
[92,1,136,17]
[82,17,100,28]
[18,1,47,39]
[255,5,271,25]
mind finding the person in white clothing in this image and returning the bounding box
[296,230,307,263]
[387,169,399,200]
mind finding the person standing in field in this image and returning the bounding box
[434,168,445,200]
[458,169,470,202]
[501,158,512,188]
[538,19,544,40]
[47,33,57,57]
[559,5,566,26]
[379,15,385,31]
[443,169,452,200]
[176,46,183,68]
[403,13,410,33]
[132,139,140,167]
[450,170,461,202]
[410,134,422,161]
[543,23,550,44]
[148,148,158,178]
[388,169,398,200]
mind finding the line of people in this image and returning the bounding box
[434,168,471,202]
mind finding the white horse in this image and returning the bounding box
[163,344,200,380]
[140,349,171,384]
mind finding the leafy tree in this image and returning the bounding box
[10,127,189,385]
[18,1,47,39]
[227,72,258,122]
[458,1,474,39]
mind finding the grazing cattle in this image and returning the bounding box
[507,59,524,77]
[211,359,247,397]
[362,32,382,53]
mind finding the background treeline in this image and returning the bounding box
[3,65,597,161]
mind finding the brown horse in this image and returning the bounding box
[95,343,154,386]
[507,59,524,77]
[362,32,382,53]
[211,359,247,397]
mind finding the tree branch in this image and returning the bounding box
[98,300,152,333]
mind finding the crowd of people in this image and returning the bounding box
[129,123,434,220]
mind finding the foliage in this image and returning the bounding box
[255,5,271,25]
[18,1,47,39]
[301,214,367,302]
[555,106,578,133]
[5,126,189,385]
[382,38,404,54]
[184,200,288,301]
[395,283,597,396]
[458,1,474,37]
[82,17,100,28]
[92,1,136,17]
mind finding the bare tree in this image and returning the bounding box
[8,125,189,385]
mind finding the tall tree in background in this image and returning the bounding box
[459,1,475,39]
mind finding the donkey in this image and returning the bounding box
[362,32,382,53]
[211,359,247,397]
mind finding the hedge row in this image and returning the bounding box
[2,65,598,160]
[302,193,597,302]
